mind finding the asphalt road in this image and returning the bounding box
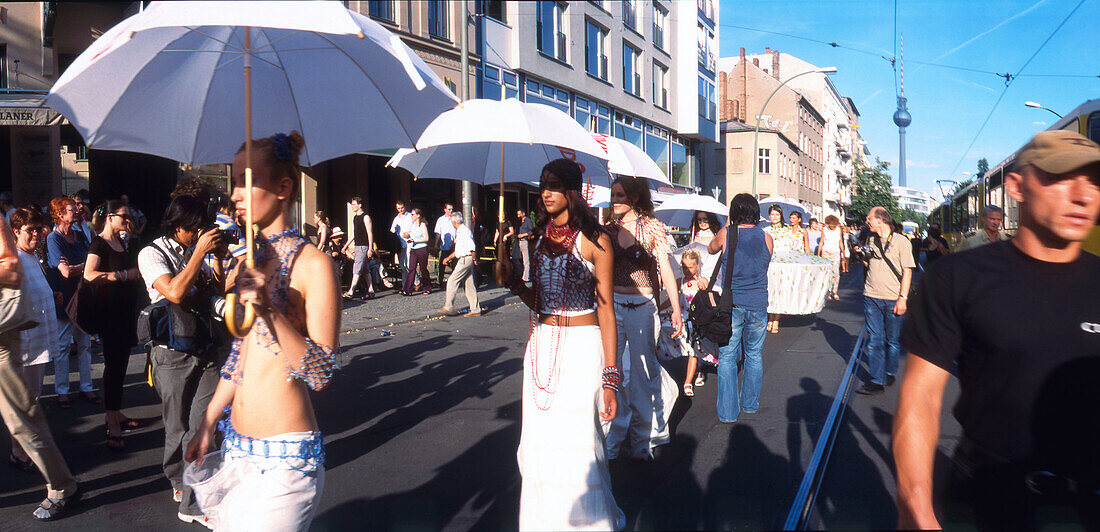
[0,267,961,531]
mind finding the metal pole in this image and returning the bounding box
[752,69,822,198]
[459,1,473,225]
[898,126,906,188]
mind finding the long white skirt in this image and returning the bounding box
[518,323,625,531]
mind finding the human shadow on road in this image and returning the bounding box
[700,424,793,530]
[623,433,704,530]
[311,401,522,531]
[785,377,896,529]
[320,339,520,469]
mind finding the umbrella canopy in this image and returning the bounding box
[591,133,670,183]
[653,194,728,229]
[44,1,458,166]
[386,99,611,186]
[758,196,809,223]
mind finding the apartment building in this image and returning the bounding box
[478,0,719,190]
[892,185,935,215]
[727,49,858,221]
[705,47,826,216]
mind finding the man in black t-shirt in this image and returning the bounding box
[894,131,1100,530]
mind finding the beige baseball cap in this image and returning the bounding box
[1015,130,1100,175]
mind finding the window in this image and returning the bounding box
[758,148,771,174]
[698,0,715,21]
[614,112,643,148]
[479,0,506,23]
[622,0,637,30]
[0,45,6,89]
[1089,111,1100,144]
[652,61,668,109]
[525,79,569,112]
[652,3,668,50]
[698,77,715,120]
[367,0,394,22]
[623,43,640,97]
[537,1,567,61]
[428,0,449,39]
[585,21,608,80]
[697,24,715,71]
[645,126,670,177]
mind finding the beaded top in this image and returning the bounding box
[221,229,339,391]
[532,225,597,316]
[607,215,669,288]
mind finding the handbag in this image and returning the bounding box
[135,243,213,355]
[65,279,101,335]
[0,268,38,334]
[688,227,738,347]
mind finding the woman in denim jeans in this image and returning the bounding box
[707,194,772,423]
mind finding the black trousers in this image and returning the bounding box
[100,330,133,411]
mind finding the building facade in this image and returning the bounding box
[705,48,826,216]
[892,185,935,216]
[724,49,860,221]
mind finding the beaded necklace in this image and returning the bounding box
[529,223,583,411]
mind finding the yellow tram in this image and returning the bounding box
[929,99,1100,255]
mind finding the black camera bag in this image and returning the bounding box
[688,227,738,347]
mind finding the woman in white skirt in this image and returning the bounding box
[184,131,340,531]
[502,158,625,531]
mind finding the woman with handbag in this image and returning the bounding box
[45,197,97,408]
[708,194,772,423]
[606,175,682,462]
[85,200,143,451]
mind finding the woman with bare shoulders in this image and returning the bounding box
[503,159,625,530]
[184,131,340,531]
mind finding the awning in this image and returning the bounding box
[0,93,65,127]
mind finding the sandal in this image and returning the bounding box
[32,490,80,521]
[119,417,142,432]
[694,373,705,387]
[105,428,125,452]
[8,452,36,474]
[683,383,694,397]
[58,396,71,409]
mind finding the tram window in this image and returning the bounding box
[1089,112,1100,143]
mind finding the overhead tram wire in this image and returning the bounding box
[944,0,1087,182]
[720,22,1097,80]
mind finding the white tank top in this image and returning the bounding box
[821,226,843,254]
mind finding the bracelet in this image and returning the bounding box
[601,365,621,392]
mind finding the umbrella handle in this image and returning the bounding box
[224,256,257,338]
[224,294,256,338]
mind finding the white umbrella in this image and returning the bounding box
[591,133,670,184]
[45,1,457,166]
[653,194,728,229]
[758,196,809,223]
[387,98,610,223]
[44,1,459,337]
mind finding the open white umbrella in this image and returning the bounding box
[44,1,458,337]
[591,133,670,184]
[653,194,728,229]
[758,196,809,223]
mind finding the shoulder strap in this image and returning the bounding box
[150,241,179,276]
[873,235,903,283]
[719,226,738,310]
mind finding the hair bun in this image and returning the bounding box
[271,131,305,163]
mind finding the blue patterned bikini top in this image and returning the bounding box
[221,229,338,391]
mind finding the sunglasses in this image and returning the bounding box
[109,213,133,221]
[19,226,45,233]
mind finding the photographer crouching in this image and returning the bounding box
[136,194,229,527]
[853,207,914,395]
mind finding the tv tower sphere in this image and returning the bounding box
[893,99,912,127]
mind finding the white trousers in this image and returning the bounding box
[443,255,480,312]
[605,294,677,460]
[187,432,324,532]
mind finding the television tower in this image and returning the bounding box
[892,34,912,187]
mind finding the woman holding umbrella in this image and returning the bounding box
[606,175,682,462]
[185,132,340,530]
[502,159,624,530]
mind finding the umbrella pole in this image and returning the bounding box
[226,26,256,338]
[493,142,507,285]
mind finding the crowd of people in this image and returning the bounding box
[0,129,1096,531]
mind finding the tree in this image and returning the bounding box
[850,158,901,223]
[953,178,973,193]
[898,208,928,231]
[976,157,989,181]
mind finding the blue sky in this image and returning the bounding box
[720,0,1100,201]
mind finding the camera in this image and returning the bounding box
[851,243,876,262]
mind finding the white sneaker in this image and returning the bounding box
[172,489,183,503]
[178,512,215,530]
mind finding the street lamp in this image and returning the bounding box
[1024,101,1063,119]
[752,67,837,197]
